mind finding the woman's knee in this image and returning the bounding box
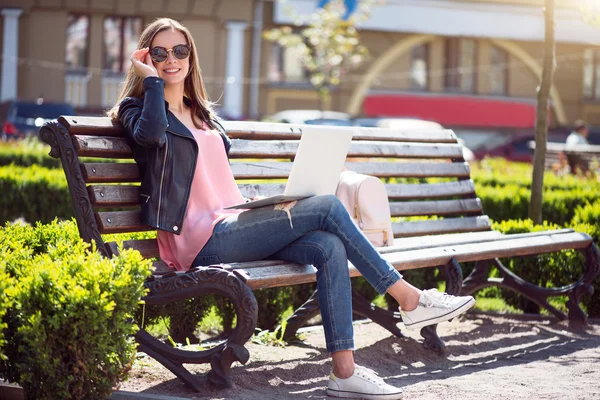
[319,194,346,215]
[306,231,346,266]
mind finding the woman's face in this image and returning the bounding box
[150,28,190,87]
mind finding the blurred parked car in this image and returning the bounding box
[473,132,568,162]
[0,99,75,141]
[353,117,474,161]
[267,109,351,125]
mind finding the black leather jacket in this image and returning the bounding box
[118,77,231,234]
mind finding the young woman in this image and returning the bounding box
[109,18,475,400]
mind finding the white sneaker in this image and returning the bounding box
[327,365,403,399]
[400,289,475,330]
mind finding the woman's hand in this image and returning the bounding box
[130,48,159,79]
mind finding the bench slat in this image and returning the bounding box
[105,239,158,258]
[138,228,576,278]
[222,121,458,143]
[73,135,133,158]
[90,180,478,207]
[229,140,464,159]
[392,216,491,237]
[88,185,140,207]
[386,180,476,199]
[238,230,590,289]
[390,198,482,217]
[230,161,470,179]
[81,163,140,183]
[70,136,465,160]
[59,117,459,144]
[60,116,123,136]
[95,210,152,234]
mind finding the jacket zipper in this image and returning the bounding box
[157,136,169,223]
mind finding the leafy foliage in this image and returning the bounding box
[0,219,151,399]
[263,0,374,106]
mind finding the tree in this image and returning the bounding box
[263,0,374,110]
[529,0,556,224]
[580,0,600,26]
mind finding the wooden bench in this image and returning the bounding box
[528,141,600,173]
[40,117,600,391]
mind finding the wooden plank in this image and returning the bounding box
[236,181,477,201]
[95,210,152,234]
[73,135,133,158]
[229,140,464,159]
[231,161,471,179]
[392,216,491,237]
[381,228,574,254]
[241,230,591,289]
[88,185,140,207]
[58,117,458,144]
[128,228,574,273]
[81,163,140,183]
[385,180,476,200]
[221,120,458,143]
[105,238,159,259]
[390,198,482,217]
[60,116,125,136]
[382,230,592,270]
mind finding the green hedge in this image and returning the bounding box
[471,158,600,191]
[0,164,72,224]
[0,139,60,168]
[477,184,599,225]
[0,219,151,399]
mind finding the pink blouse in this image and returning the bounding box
[157,125,245,271]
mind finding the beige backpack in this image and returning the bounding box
[335,171,394,247]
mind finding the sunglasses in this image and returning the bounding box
[149,44,191,63]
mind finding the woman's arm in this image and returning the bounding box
[118,48,169,148]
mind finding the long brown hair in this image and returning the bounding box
[107,18,216,129]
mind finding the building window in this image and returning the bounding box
[268,44,309,84]
[583,48,600,100]
[65,14,89,70]
[445,38,477,93]
[410,44,429,90]
[104,16,143,73]
[489,46,508,95]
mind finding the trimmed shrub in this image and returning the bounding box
[0,164,71,224]
[0,220,151,399]
[0,139,60,168]
[572,200,600,226]
[478,184,599,225]
[0,263,14,360]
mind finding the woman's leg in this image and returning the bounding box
[195,195,403,295]
[267,231,356,377]
[268,231,402,400]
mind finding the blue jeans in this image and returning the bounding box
[193,195,402,353]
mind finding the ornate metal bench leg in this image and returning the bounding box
[566,244,600,328]
[283,289,321,340]
[142,266,258,390]
[351,289,404,337]
[421,258,463,353]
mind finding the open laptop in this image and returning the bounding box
[225,126,354,209]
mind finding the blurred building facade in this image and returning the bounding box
[1,0,600,138]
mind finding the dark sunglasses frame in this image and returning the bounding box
[149,44,191,63]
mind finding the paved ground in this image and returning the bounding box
[115,313,600,400]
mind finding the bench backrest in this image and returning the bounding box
[528,141,600,170]
[40,116,491,270]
